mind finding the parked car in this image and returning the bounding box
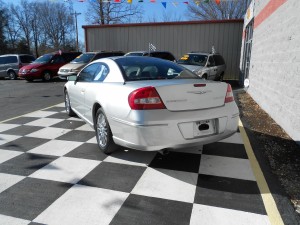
[177,52,226,81]
[64,56,239,154]
[58,51,124,79]
[125,51,176,61]
[18,51,81,82]
[0,54,35,80]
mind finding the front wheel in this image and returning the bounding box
[64,91,75,116]
[95,108,118,154]
[42,71,52,81]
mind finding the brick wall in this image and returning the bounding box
[245,0,300,143]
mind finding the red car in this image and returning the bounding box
[19,51,81,82]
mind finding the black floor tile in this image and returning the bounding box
[65,143,107,161]
[0,137,49,152]
[203,142,248,159]
[3,117,39,125]
[0,125,43,136]
[50,120,86,129]
[55,130,95,142]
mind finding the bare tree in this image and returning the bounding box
[187,0,248,20]
[86,0,144,24]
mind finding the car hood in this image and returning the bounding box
[180,64,204,72]
[20,63,43,70]
[60,63,86,70]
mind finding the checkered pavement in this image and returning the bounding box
[0,103,271,225]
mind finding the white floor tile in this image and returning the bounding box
[0,134,21,145]
[132,167,197,203]
[29,157,100,184]
[199,155,256,181]
[0,150,23,164]
[25,118,63,127]
[0,124,20,132]
[24,111,56,118]
[104,149,156,167]
[86,136,97,144]
[34,184,129,225]
[67,117,82,121]
[75,124,94,131]
[55,103,65,107]
[0,173,25,194]
[190,204,271,225]
[26,127,71,139]
[28,140,83,156]
[0,214,30,225]
[218,132,243,144]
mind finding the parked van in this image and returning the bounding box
[18,51,81,82]
[0,54,35,80]
[58,51,124,79]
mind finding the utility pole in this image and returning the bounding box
[71,11,81,52]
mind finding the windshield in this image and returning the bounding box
[71,53,95,63]
[177,54,208,66]
[115,56,199,81]
[34,54,53,63]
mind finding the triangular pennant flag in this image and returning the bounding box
[114,0,121,2]
[161,2,167,8]
[138,0,143,2]
[204,0,210,3]
[215,0,220,4]
[172,2,179,7]
[150,0,156,2]
[127,0,132,3]
[195,0,200,6]
[183,1,189,4]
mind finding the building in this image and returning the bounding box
[240,0,300,144]
[83,20,243,80]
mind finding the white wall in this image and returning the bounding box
[245,0,300,143]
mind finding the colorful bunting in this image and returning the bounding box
[150,0,156,3]
[215,0,220,4]
[161,2,167,8]
[127,0,132,3]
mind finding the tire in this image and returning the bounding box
[202,74,208,80]
[64,91,75,116]
[42,71,52,81]
[95,108,118,154]
[8,71,17,80]
[219,73,224,82]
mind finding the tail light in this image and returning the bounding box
[128,86,166,110]
[224,84,234,103]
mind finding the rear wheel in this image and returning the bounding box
[8,71,17,80]
[42,71,52,81]
[64,91,75,116]
[202,74,208,80]
[95,108,118,154]
[219,73,224,81]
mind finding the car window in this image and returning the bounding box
[52,55,65,64]
[4,56,18,64]
[34,54,53,63]
[0,57,5,64]
[208,56,215,67]
[93,63,109,82]
[77,63,100,82]
[20,55,35,63]
[71,53,95,63]
[115,57,199,81]
[177,54,207,66]
[213,55,225,66]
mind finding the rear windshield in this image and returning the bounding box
[34,54,53,63]
[71,53,95,63]
[177,54,208,66]
[115,57,199,81]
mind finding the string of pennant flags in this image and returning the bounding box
[59,0,225,7]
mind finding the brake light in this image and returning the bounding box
[128,86,166,110]
[224,84,234,103]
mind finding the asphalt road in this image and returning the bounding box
[0,78,66,122]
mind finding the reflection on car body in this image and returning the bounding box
[64,56,239,154]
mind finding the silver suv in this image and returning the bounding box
[177,52,226,81]
[0,54,35,80]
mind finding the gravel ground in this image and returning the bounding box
[236,89,300,218]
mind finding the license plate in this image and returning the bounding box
[193,119,215,137]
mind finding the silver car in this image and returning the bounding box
[0,54,35,79]
[64,56,239,154]
[177,52,226,81]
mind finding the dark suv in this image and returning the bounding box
[177,52,226,81]
[58,51,124,79]
[18,51,81,82]
[0,54,35,80]
[125,51,176,61]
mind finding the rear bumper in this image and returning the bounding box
[110,103,239,151]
